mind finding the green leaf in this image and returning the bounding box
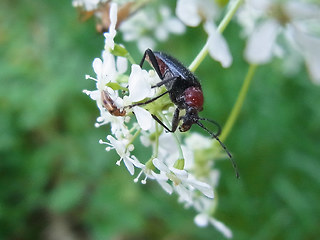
[106,82,128,91]
[110,44,129,57]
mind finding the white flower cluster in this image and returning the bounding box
[77,0,320,238]
[82,3,232,238]
[74,0,320,84]
[176,0,232,68]
[238,0,320,84]
[120,5,186,53]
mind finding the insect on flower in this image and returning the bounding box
[128,49,239,178]
[101,90,126,116]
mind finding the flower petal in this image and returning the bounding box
[205,21,232,68]
[160,182,173,194]
[169,167,188,178]
[109,2,118,28]
[92,58,103,77]
[153,158,169,172]
[116,56,128,74]
[123,157,135,175]
[176,0,201,27]
[137,37,156,54]
[293,27,320,84]
[244,19,279,64]
[104,3,118,50]
[166,18,186,34]
[194,213,209,227]
[132,106,152,130]
[130,155,145,169]
[175,184,192,203]
[189,179,214,198]
[128,65,152,102]
[209,218,233,239]
[156,179,173,194]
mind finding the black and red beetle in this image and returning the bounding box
[129,49,239,178]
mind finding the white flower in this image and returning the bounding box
[104,135,143,175]
[152,158,214,203]
[244,19,279,64]
[125,64,158,130]
[192,192,232,238]
[176,0,232,68]
[120,5,185,52]
[132,106,153,131]
[185,132,212,150]
[81,2,233,233]
[238,0,320,84]
[154,6,185,41]
[133,158,174,194]
[290,25,320,84]
[127,64,154,102]
[176,0,219,27]
[151,171,173,194]
[83,50,128,128]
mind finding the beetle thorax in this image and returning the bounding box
[184,86,204,111]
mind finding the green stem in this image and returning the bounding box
[153,123,160,158]
[126,53,136,65]
[217,0,244,33]
[219,64,257,142]
[126,128,141,148]
[188,0,244,72]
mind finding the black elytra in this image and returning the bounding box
[128,49,239,178]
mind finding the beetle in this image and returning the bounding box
[129,49,239,178]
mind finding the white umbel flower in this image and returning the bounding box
[239,0,320,84]
[120,5,185,52]
[81,3,233,236]
[176,0,219,26]
[176,0,233,68]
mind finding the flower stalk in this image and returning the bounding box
[220,64,257,142]
[189,0,244,72]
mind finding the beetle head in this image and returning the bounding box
[179,107,199,132]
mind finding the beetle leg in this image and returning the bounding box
[170,108,180,132]
[140,48,164,80]
[151,114,172,132]
[151,108,180,133]
[126,90,169,108]
[151,76,179,89]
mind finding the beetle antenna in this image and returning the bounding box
[196,121,240,179]
[198,117,221,136]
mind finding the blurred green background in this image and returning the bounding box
[1,0,320,239]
